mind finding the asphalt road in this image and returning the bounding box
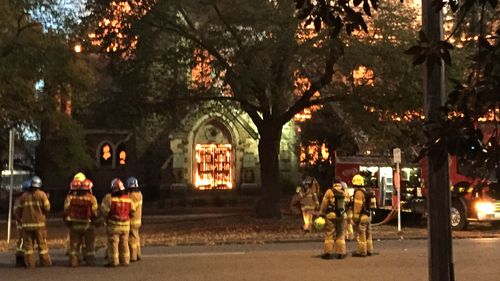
[0,238,499,281]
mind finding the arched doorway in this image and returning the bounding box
[193,119,234,190]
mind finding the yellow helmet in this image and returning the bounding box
[73,172,86,181]
[313,217,326,231]
[352,174,365,186]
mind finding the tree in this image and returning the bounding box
[85,0,347,217]
[0,0,96,189]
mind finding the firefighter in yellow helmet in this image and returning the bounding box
[73,172,86,182]
[101,178,135,267]
[126,177,143,262]
[297,176,320,232]
[352,174,377,257]
[14,176,52,268]
[64,178,98,267]
[319,177,348,259]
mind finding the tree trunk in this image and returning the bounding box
[256,122,283,218]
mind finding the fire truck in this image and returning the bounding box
[335,155,500,230]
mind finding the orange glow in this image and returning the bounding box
[102,145,112,160]
[195,144,232,190]
[353,65,374,86]
[119,151,126,165]
[74,44,82,53]
[91,1,152,58]
[293,72,322,122]
[300,142,330,166]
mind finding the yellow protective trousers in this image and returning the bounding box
[68,226,96,266]
[355,214,373,256]
[129,226,141,261]
[323,213,346,255]
[301,206,315,231]
[107,228,130,266]
[345,209,354,240]
[23,227,51,268]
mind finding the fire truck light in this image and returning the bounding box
[475,201,494,214]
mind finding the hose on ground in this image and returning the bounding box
[372,208,397,226]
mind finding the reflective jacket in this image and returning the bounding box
[353,187,377,221]
[320,183,347,218]
[101,192,135,232]
[128,190,143,228]
[298,186,319,211]
[14,189,50,230]
[64,191,98,230]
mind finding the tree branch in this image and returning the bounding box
[277,39,343,125]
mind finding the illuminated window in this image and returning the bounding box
[117,143,126,166]
[99,143,113,167]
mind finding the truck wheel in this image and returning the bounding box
[450,202,467,231]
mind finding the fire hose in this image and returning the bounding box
[372,208,398,226]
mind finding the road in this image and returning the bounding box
[0,238,499,281]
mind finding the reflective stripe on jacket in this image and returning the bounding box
[15,189,50,230]
[101,193,135,231]
[64,193,98,226]
[129,191,143,227]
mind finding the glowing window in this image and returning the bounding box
[99,143,113,167]
[117,143,126,166]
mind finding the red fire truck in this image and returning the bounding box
[335,155,500,230]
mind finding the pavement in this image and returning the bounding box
[1,211,499,253]
[0,239,499,281]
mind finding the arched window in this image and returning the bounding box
[117,143,127,166]
[99,143,113,167]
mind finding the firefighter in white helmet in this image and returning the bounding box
[352,174,377,257]
[15,176,52,268]
[126,177,143,262]
[101,178,135,267]
[319,177,348,259]
[296,176,320,232]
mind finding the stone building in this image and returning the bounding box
[84,101,300,202]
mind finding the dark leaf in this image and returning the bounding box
[441,49,452,66]
[354,0,363,6]
[432,0,446,12]
[363,0,371,16]
[450,0,459,11]
[439,40,454,50]
[314,16,322,32]
[297,4,314,20]
[295,0,306,9]
[370,0,379,10]
[404,45,422,55]
[478,37,492,50]
[462,0,476,13]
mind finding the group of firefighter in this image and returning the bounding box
[13,172,143,268]
[295,174,377,259]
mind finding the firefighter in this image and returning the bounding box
[352,174,377,257]
[126,177,143,262]
[319,177,347,259]
[101,178,135,267]
[337,176,354,241]
[14,176,52,268]
[65,179,83,256]
[64,178,98,267]
[13,180,31,267]
[297,176,320,232]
